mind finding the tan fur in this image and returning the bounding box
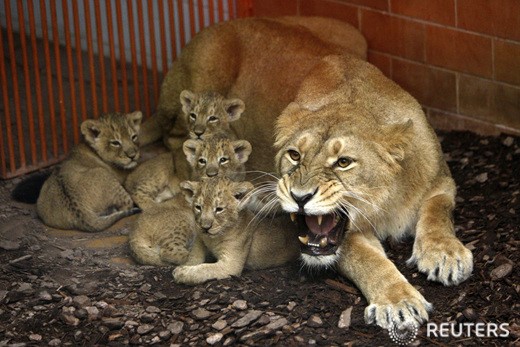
[172,178,299,285]
[129,196,195,266]
[37,112,142,232]
[141,17,472,329]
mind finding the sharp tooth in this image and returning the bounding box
[290,213,296,223]
[319,237,328,248]
[298,235,309,245]
[317,215,323,226]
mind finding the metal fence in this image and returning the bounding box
[0,0,252,178]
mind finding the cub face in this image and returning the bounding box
[180,178,253,236]
[274,103,413,267]
[81,111,142,169]
[179,90,245,139]
[183,137,252,180]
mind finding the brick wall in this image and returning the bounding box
[249,0,520,135]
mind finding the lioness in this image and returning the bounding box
[140,17,473,329]
[172,177,299,285]
[37,112,142,232]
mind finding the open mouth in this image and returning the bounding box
[290,212,348,256]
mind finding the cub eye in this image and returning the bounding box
[131,134,138,142]
[189,113,196,121]
[287,150,301,162]
[198,158,207,165]
[335,157,355,169]
[219,157,228,164]
[208,116,218,123]
[215,207,224,213]
[194,205,202,212]
[110,140,122,147]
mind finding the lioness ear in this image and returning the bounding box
[183,139,202,165]
[180,90,197,113]
[232,140,252,164]
[81,119,102,144]
[126,111,143,131]
[380,119,414,162]
[224,98,245,122]
[232,181,254,202]
[180,181,199,204]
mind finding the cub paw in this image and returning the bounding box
[365,288,432,330]
[172,265,197,285]
[408,235,473,286]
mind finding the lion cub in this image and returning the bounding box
[37,111,142,232]
[172,177,300,285]
[125,137,251,210]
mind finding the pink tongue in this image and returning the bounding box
[305,214,335,235]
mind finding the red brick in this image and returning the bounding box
[457,0,520,41]
[495,40,520,86]
[361,10,425,61]
[251,0,298,16]
[425,26,492,78]
[299,0,358,27]
[390,0,455,26]
[426,109,502,135]
[459,75,520,129]
[392,59,457,111]
[335,0,388,11]
[367,50,392,77]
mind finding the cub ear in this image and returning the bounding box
[232,181,254,203]
[380,119,414,162]
[182,139,202,165]
[232,140,252,164]
[180,180,199,204]
[180,90,197,114]
[224,98,245,122]
[126,111,143,131]
[80,119,102,144]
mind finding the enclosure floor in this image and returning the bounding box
[0,131,518,346]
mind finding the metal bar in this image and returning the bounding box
[126,0,141,111]
[115,0,130,112]
[136,0,151,116]
[5,0,27,168]
[167,0,178,60]
[61,0,79,144]
[50,0,68,153]
[218,0,224,22]
[94,0,108,113]
[83,0,99,117]
[16,1,38,165]
[0,25,15,177]
[72,0,87,122]
[147,0,159,106]
[27,0,48,163]
[208,0,215,25]
[189,0,196,37]
[39,0,59,158]
[158,0,168,73]
[228,0,234,18]
[198,0,205,30]
[105,0,120,111]
[177,0,186,47]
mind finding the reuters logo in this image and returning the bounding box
[387,322,418,346]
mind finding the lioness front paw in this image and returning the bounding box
[365,286,432,330]
[408,235,473,286]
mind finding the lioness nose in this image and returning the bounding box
[291,190,316,208]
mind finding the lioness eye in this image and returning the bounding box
[110,140,122,147]
[195,205,202,212]
[287,150,300,162]
[219,157,228,164]
[336,157,354,168]
[208,116,218,122]
[215,207,224,213]
[131,134,138,142]
[198,158,207,165]
[189,113,196,121]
